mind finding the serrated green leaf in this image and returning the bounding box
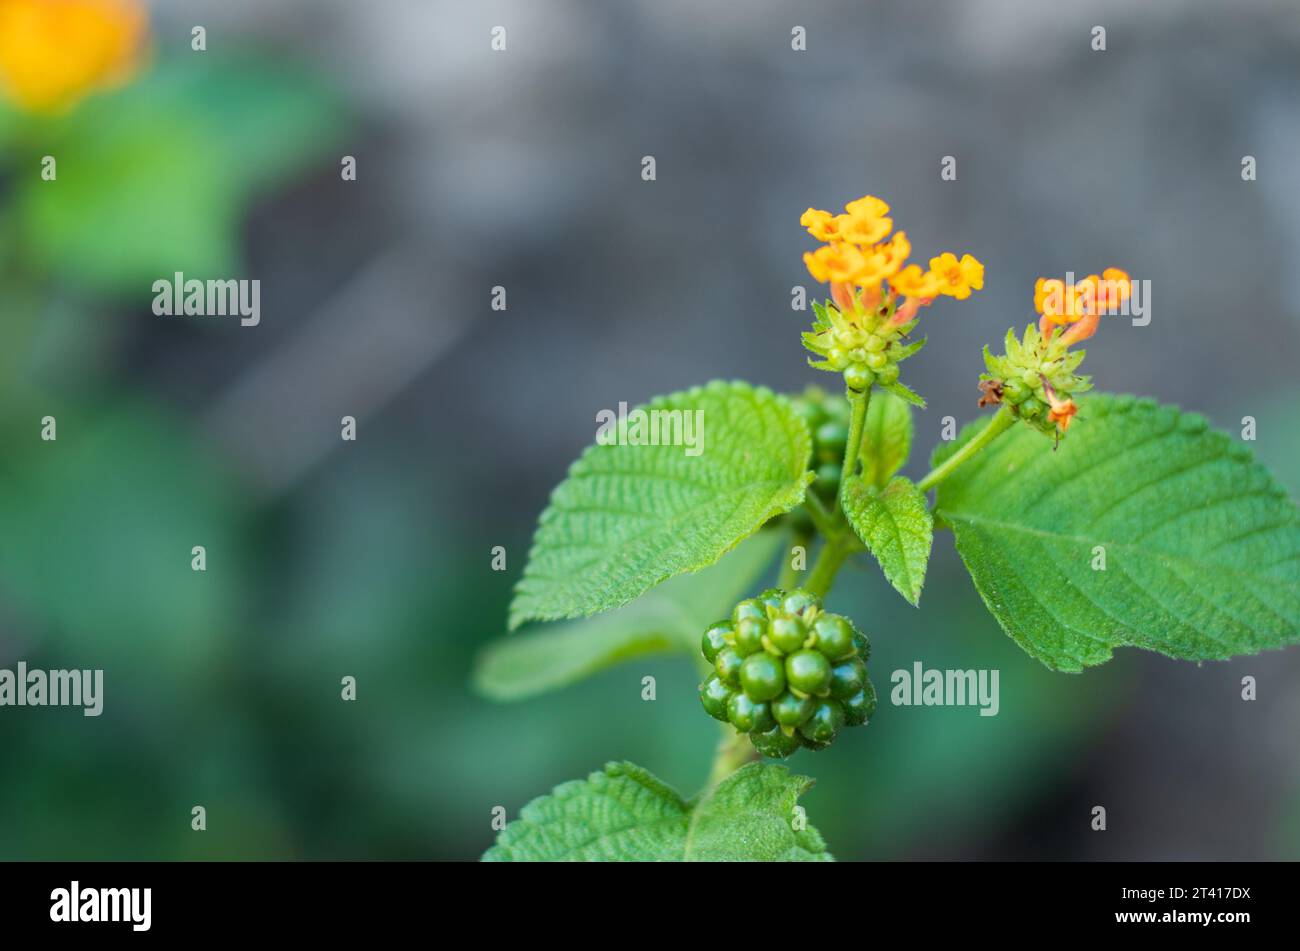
[880,379,926,408]
[859,390,913,489]
[510,381,813,629]
[935,394,1300,671]
[842,476,933,605]
[474,531,780,701]
[483,761,831,861]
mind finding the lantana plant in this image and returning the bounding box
[475,194,1300,862]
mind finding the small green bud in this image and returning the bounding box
[843,364,873,391]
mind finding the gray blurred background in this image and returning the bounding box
[1,0,1297,860]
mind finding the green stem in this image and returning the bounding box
[835,387,870,511]
[916,405,1017,494]
[707,726,757,786]
[802,490,838,541]
[804,540,849,598]
[778,527,811,590]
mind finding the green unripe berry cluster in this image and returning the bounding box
[981,323,1092,437]
[790,389,851,504]
[699,587,876,758]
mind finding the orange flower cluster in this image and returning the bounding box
[1033,268,1131,347]
[801,195,983,324]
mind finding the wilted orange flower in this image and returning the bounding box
[1047,394,1078,433]
[0,0,147,114]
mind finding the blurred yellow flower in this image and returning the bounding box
[929,252,984,300]
[889,264,942,300]
[0,0,147,114]
[803,242,868,284]
[800,208,843,243]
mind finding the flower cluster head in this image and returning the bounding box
[800,195,983,402]
[1033,268,1131,347]
[0,0,148,114]
[979,267,1127,441]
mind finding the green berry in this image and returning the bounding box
[786,649,832,695]
[715,647,743,686]
[828,348,849,370]
[1002,378,1028,403]
[798,699,843,746]
[701,621,732,664]
[1020,369,1039,387]
[843,364,872,392]
[750,726,801,759]
[733,616,767,656]
[823,395,849,421]
[739,652,785,701]
[792,400,828,433]
[815,420,848,461]
[757,587,785,611]
[811,614,856,661]
[865,351,887,371]
[865,334,886,352]
[781,589,820,619]
[842,681,877,726]
[769,615,807,654]
[875,363,899,385]
[771,690,815,728]
[732,598,766,625]
[699,675,734,722]
[727,693,774,733]
[828,656,867,699]
[1020,398,1043,418]
[813,463,840,500]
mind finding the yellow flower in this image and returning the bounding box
[929,252,984,300]
[868,231,910,279]
[889,264,942,300]
[800,208,843,243]
[0,0,147,114]
[803,242,868,285]
[839,195,892,244]
[844,195,890,218]
[1095,267,1132,312]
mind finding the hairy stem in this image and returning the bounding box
[916,405,1017,494]
[802,490,838,540]
[835,387,870,510]
[804,539,849,598]
[707,726,757,786]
